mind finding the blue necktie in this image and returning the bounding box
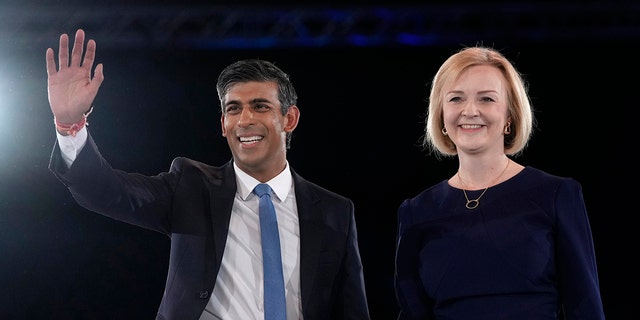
[253,183,287,320]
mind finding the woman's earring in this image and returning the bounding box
[441,127,448,135]
[503,122,511,135]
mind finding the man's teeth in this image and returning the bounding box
[239,136,263,142]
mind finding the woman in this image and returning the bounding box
[394,47,605,319]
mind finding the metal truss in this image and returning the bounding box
[1,2,639,50]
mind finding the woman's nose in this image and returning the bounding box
[461,101,479,117]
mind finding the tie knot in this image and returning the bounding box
[254,183,272,198]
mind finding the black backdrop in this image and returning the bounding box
[0,2,635,319]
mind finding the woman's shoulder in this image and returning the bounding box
[509,166,583,198]
[397,180,452,223]
[405,179,451,204]
[518,166,578,184]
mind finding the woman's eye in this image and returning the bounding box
[480,97,495,102]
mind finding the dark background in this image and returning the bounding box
[0,1,636,319]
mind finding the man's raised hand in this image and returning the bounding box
[46,29,104,125]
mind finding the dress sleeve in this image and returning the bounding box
[554,178,605,319]
[394,199,434,320]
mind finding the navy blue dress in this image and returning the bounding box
[394,167,605,319]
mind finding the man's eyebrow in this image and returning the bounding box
[250,98,272,104]
[225,98,272,106]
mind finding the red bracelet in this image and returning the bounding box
[54,107,94,137]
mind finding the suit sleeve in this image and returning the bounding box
[49,132,178,235]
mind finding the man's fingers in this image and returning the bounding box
[83,39,97,70]
[57,33,69,70]
[45,48,56,77]
[90,63,105,89]
[70,29,85,67]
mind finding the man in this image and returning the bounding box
[46,29,370,320]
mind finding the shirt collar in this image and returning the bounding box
[234,161,293,203]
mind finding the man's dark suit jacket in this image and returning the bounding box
[49,133,370,320]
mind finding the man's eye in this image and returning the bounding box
[225,106,240,114]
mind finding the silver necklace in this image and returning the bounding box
[457,159,510,210]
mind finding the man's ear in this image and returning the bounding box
[284,105,300,132]
[220,114,227,137]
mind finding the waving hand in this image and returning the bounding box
[45,29,104,127]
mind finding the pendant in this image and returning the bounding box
[465,199,480,209]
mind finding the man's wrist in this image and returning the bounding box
[54,107,93,137]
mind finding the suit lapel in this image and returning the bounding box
[204,160,237,270]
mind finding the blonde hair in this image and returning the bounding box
[424,46,534,157]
